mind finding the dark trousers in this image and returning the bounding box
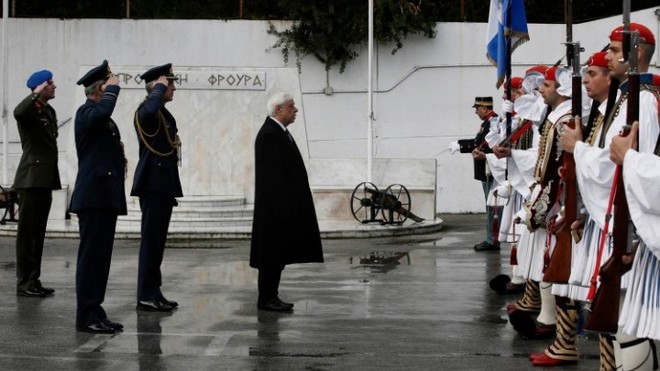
[258,266,284,304]
[137,193,174,301]
[15,189,52,291]
[76,210,117,327]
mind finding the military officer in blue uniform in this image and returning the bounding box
[131,64,182,312]
[70,60,127,334]
[13,69,61,298]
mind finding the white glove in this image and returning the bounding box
[493,184,512,199]
[448,140,460,155]
[501,100,514,114]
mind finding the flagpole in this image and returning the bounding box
[367,0,373,183]
[505,0,512,137]
[2,0,8,186]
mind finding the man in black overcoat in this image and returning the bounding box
[250,92,323,312]
[13,69,61,297]
[70,60,127,334]
[131,64,182,312]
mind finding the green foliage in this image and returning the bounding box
[268,0,438,73]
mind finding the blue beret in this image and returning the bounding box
[26,70,53,90]
[141,63,178,83]
[77,60,112,87]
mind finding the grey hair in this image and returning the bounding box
[84,80,104,96]
[266,92,294,116]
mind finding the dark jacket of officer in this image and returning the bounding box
[70,85,127,215]
[473,112,497,182]
[130,84,183,198]
[250,117,323,269]
[13,93,61,190]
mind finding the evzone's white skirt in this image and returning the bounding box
[499,193,523,243]
[516,227,547,282]
[567,217,603,301]
[557,216,630,300]
[619,241,660,340]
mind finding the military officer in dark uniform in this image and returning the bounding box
[13,69,61,297]
[250,92,323,312]
[467,97,501,251]
[131,64,182,312]
[70,60,126,334]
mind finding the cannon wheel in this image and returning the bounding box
[381,184,411,225]
[350,182,379,223]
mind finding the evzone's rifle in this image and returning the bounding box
[584,17,639,333]
[543,41,582,284]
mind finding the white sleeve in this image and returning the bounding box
[573,141,616,231]
[622,150,660,256]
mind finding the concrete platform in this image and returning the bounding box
[0,218,444,244]
[0,214,612,370]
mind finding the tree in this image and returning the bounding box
[268,0,438,73]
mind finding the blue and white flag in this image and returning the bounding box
[486,0,530,88]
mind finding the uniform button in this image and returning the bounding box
[36,160,40,163]
[108,172,112,175]
[158,163,162,166]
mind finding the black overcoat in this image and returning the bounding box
[250,117,323,269]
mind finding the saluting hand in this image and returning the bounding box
[103,75,120,89]
[155,75,169,86]
[609,121,639,166]
[560,115,582,154]
[33,80,50,95]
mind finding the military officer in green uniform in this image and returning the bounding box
[13,69,61,297]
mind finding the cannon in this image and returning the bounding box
[349,182,424,225]
[0,185,18,224]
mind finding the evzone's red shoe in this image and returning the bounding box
[528,352,545,361]
[530,352,577,367]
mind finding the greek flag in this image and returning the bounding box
[486,0,529,88]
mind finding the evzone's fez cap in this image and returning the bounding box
[77,60,112,87]
[505,77,523,90]
[586,52,608,68]
[141,63,178,83]
[472,97,493,108]
[609,23,655,45]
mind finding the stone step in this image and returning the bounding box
[123,205,254,219]
[126,195,247,210]
[115,216,253,228]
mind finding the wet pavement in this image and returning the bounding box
[0,214,603,370]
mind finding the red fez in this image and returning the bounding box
[525,65,549,76]
[544,67,558,82]
[506,76,523,90]
[654,74,660,87]
[609,23,655,45]
[586,52,608,68]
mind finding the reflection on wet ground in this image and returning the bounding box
[349,251,410,273]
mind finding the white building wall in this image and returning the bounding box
[0,8,658,213]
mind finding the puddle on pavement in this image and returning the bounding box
[349,251,411,273]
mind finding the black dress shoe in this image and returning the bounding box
[37,286,55,295]
[474,241,500,252]
[137,300,174,312]
[275,298,294,309]
[17,288,47,298]
[258,298,293,312]
[77,322,115,334]
[102,318,124,331]
[159,297,178,308]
